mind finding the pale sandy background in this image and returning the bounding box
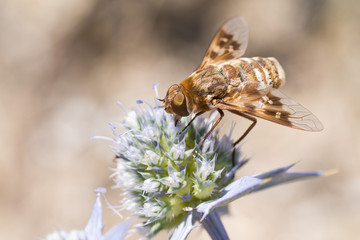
[1,0,359,239]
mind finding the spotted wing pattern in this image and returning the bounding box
[197,17,249,70]
[214,83,323,131]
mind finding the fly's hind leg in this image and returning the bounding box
[212,99,258,166]
[230,110,257,146]
[229,110,257,166]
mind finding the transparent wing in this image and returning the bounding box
[213,83,323,131]
[197,17,249,70]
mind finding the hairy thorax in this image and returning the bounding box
[180,65,228,113]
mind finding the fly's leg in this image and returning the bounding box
[229,110,257,166]
[182,111,205,132]
[199,109,224,148]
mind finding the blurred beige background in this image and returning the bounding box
[1,0,359,239]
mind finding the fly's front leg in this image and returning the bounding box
[182,111,205,132]
[199,109,224,148]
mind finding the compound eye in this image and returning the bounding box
[167,84,179,95]
[171,92,189,116]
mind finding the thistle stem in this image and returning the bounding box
[201,209,229,240]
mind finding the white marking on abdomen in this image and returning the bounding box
[253,68,264,83]
[242,58,264,83]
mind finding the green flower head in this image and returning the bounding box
[111,93,239,237]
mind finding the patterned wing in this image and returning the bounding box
[213,83,323,131]
[197,17,249,70]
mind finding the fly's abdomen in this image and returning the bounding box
[241,57,285,89]
[218,57,286,89]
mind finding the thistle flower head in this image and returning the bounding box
[111,92,238,237]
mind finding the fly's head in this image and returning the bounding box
[160,84,192,126]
